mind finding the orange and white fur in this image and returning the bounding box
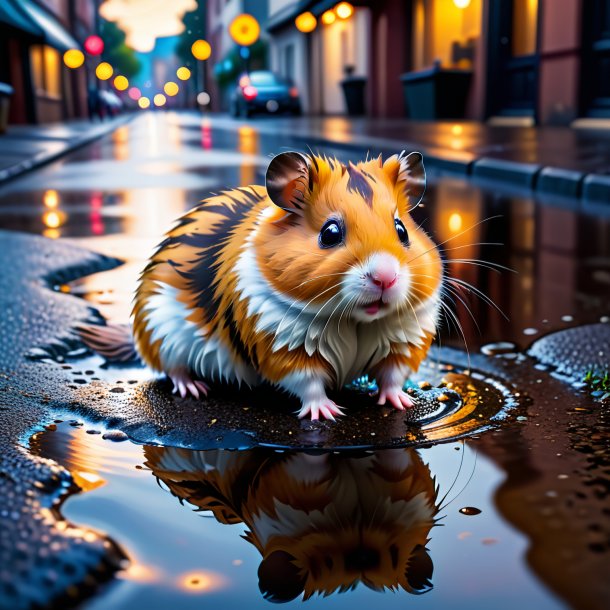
[87,151,443,420]
[145,446,438,600]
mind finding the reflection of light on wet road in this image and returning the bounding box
[43,189,59,208]
[178,570,227,593]
[238,124,259,186]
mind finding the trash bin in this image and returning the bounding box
[400,62,471,120]
[0,82,14,135]
[340,66,366,116]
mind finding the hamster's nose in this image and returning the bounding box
[370,271,397,290]
[367,253,400,290]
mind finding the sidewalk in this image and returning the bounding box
[187,113,610,203]
[0,113,135,185]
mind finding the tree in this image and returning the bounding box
[175,1,207,71]
[99,20,141,79]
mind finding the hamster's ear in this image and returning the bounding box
[383,151,426,211]
[405,544,434,594]
[266,151,312,215]
[258,550,306,603]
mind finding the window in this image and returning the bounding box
[411,0,482,70]
[30,44,61,98]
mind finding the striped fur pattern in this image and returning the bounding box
[145,446,438,600]
[132,152,442,418]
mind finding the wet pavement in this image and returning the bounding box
[0,111,609,610]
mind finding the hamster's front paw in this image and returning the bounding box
[377,386,414,411]
[297,398,345,421]
[169,371,209,399]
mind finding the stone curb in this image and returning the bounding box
[0,113,136,186]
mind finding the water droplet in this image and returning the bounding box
[480,341,517,356]
[523,328,538,336]
[459,506,482,516]
[102,430,128,442]
[561,315,574,322]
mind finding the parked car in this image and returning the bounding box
[230,71,302,118]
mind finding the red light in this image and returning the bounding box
[84,35,104,56]
[242,85,258,101]
[289,87,299,98]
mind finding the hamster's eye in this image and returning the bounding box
[319,220,344,248]
[395,218,409,246]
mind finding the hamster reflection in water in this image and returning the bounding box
[81,151,442,420]
[145,447,439,601]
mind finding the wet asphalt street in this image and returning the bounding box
[0,111,609,610]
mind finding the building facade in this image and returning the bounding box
[0,0,96,125]
[263,0,609,126]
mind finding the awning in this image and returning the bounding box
[18,0,81,51]
[0,0,44,37]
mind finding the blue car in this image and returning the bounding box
[230,70,302,118]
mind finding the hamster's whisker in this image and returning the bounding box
[408,216,502,266]
[337,294,358,334]
[289,272,349,291]
[438,298,471,369]
[440,282,482,336]
[442,258,514,274]
[445,276,509,321]
[276,282,341,339]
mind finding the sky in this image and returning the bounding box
[99,0,197,52]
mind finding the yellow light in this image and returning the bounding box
[295,11,317,33]
[451,124,463,135]
[176,66,191,81]
[178,571,227,593]
[335,2,354,19]
[43,189,59,208]
[154,94,166,107]
[453,0,471,7]
[321,10,336,25]
[191,39,211,61]
[229,13,261,46]
[449,213,463,232]
[63,49,84,69]
[164,81,179,96]
[138,97,150,109]
[95,62,113,80]
[113,75,129,91]
[43,210,65,229]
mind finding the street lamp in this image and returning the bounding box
[63,49,85,69]
[295,12,317,33]
[95,62,113,80]
[229,14,260,77]
[191,39,211,61]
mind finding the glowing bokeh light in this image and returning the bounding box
[128,87,141,100]
[43,189,59,208]
[453,0,471,7]
[95,62,113,80]
[191,39,211,60]
[451,124,464,135]
[229,14,260,46]
[295,12,317,33]
[176,66,191,81]
[153,93,166,107]
[449,213,463,232]
[197,91,210,106]
[335,2,354,19]
[138,97,150,109]
[84,35,104,55]
[321,10,336,25]
[113,75,129,91]
[63,49,84,69]
[164,81,179,96]
[42,210,65,229]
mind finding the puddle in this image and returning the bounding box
[28,421,563,610]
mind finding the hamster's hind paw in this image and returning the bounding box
[297,399,345,421]
[377,387,414,411]
[170,372,209,399]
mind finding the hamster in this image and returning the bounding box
[85,151,443,420]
